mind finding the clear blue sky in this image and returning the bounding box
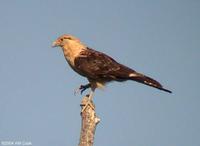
[0,0,199,146]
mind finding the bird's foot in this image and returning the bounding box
[74,84,91,95]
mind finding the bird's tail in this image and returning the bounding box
[129,72,172,93]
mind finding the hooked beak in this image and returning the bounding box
[52,41,59,48]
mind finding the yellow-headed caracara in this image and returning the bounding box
[52,34,172,100]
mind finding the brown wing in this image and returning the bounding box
[74,48,172,93]
[74,48,135,81]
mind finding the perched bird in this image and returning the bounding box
[52,34,172,100]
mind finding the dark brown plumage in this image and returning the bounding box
[52,34,172,99]
[75,48,172,93]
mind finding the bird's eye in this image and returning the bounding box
[60,38,63,41]
[67,37,72,40]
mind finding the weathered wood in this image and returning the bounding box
[79,95,100,146]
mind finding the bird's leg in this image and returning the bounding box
[74,83,91,95]
[88,90,94,101]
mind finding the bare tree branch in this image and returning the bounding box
[79,95,100,146]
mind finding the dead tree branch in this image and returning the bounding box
[78,95,100,146]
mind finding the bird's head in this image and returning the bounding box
[52,34,81,48]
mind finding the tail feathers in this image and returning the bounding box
[129,73,172,93]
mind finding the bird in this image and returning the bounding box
[52,34,172,100]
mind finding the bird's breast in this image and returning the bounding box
[62,46,85,67]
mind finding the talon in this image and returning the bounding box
[74,83,91,95]
[80,85,86,94]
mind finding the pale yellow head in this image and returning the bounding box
[52,34,86,66]
[52,34,83,48]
